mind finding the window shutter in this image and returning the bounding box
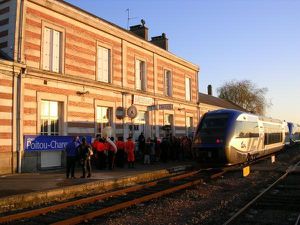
[141,61,146,91]
[97,46,103,81]
[135,60,141,90]
[52,30,61,73]
[185,77,191,101]
[43,27,51,70]
[102,48,109,83]
[165,71,171,96]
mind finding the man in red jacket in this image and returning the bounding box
[125,136,135,168]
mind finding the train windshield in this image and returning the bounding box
[196,113,229,136]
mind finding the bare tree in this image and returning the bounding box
[217,80,271,115]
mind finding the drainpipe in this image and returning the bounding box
[16,0,24,173]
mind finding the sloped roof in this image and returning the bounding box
[198,92,246,111]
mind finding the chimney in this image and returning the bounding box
[129,19,148,41]
[150,33,168,50]
[207,85,213,96]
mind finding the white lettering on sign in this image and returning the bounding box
[158,104,173,110]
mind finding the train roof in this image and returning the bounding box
[205,109,245,116]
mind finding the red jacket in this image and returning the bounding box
[116,140,125,150]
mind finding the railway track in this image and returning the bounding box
[223,160,300,225]
[0,168,225,225]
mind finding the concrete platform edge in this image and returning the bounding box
[0,165,192,213]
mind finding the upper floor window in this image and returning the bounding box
[42,27,62,73]
[97,46,111,83]
[164,70,172,97]
[185,77,191,101]
[135,59,146,91]
[40,100,60,135]
[96,106,112,136]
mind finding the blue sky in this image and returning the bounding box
[65,0,300,124]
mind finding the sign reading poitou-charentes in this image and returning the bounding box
[24,135,92,151]
[116,107,125,119]
[127,105,138,119]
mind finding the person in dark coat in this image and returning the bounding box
[77,137,92,178]
[65,136,80,178]
[138,132,145,157]
[160,137,170,163]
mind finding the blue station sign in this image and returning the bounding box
[24,135,92,151]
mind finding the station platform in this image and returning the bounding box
[0,161,195,213]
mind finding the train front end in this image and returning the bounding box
[192,110,238,166]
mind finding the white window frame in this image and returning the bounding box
[40,100,60,136]
[96,106,113,136]
[41,22,65,73]
[135,59,146,91]
[185,77,192,101]
[164,114,173,126]
[134,111,146,124]
[186,116,193,136]
[96,44,111,83]
[164,69,172,97]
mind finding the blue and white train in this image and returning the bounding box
[192,109,299,166]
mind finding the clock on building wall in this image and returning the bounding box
[116,107,125,119]
[127,105,138,119]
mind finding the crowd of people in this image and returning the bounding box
[65,132,194,179]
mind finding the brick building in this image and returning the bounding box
[0,0,199,173]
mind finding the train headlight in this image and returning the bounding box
[216,138,223,144]
[194,137,202,144]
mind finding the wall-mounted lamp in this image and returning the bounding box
[178,104,185,111]
[76,90,90,96]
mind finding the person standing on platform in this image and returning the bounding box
[125,136,135,168]
[77,137,93,178]
[106,137,117,170]
[144,137,151,165]
[95,137,107,169]
[65,136,80,179]
[115,136,125,168]
[138,132,145,159]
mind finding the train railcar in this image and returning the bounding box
[288,122,300,144]
[192,109,285,166]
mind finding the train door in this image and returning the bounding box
[257,121,265,152]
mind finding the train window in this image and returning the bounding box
[199,114,229,132]
[264,133,282,145]
[263,123,283,145]
[235,121,259,138]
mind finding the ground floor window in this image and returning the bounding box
[186,116,193,136]
[96,106,112,136]
[40,100,60,135]
[164,114,173,126]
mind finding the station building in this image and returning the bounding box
[0,0,199,174]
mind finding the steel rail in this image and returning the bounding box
[223,160,300,225]
[51,179,203,225]
[295,213,300,225]
[0,170,200,224]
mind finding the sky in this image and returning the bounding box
[65,0,300,124]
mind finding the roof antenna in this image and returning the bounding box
[126,8,137,30]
